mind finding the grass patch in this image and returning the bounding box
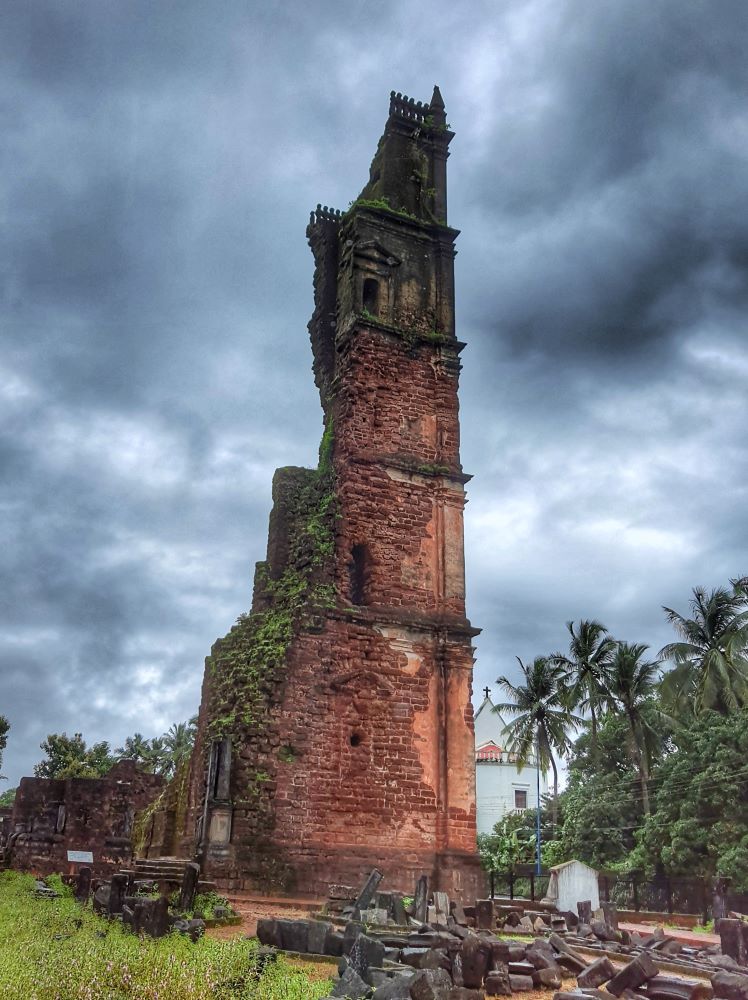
[0,871,333,999]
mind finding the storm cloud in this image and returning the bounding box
[2,0,747,784]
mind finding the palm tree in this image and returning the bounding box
[115,733,152,767]
[659,585,748,715]
[159,718,198,779]
[604,642,661,815]
[552,619,616,758]
[495,656,580,828]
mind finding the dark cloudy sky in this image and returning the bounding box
[2,0,748,786]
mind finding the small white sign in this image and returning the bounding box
[67,850,94,864]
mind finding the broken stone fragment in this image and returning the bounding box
[371,974,414,999]
[606,954,659,996]
[711,971,748,1000]
[533,966,563,989]
[409,968,453,1000]
[484,968,511,995]
[459,934,491,988]
[577,956,616,988]
[329,964,373,999]
[509,974,535,991]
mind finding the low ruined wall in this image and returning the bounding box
[8,760,164,877]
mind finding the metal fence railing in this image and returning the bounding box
[487,868,748,923]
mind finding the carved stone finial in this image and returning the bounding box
[430,85,446,125]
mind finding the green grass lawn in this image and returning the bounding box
[0,871,333,999]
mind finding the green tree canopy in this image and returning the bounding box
[34,732,114,779]
[0,787,16,807]
[636,711,748,889]
[495,656,580,828]
[660,583,748,715]
[552,619,616,756]
[604,642,662,814]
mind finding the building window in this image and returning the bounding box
[349,544,373,605]
[362,277,380,316]
[514,789,528,810]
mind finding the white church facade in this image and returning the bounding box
[474,691,550,836]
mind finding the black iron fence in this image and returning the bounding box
[488,867,748,922]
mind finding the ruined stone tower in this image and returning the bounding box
[182,87,481,897]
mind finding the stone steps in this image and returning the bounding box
[128,857,217,895]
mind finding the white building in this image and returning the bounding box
[474,691,550,836]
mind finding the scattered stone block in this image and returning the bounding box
[711,971,748,1000]
[257,918,283,948]
[348,934,386,978]
[533,966,563,989]
[578,901,593,923]
[371,976,414,999]
[475,900,493,930]
[344,921,365,954]
[401,948,432,969]
[415,876,430,924]
[330,964,373,999]
[307,920,334,955]
[75,866,92,903]
[601,903,618,929]
[409,968,453,1000]
[484,969,512,995]
[451,901,468,926]
[449,989,485,1000]
[606,954,659,996]
[460,935,490,988]
[279,919,310,953]
[509,974,535,991]
[719,921,748,966]
[108,874,128,915]
[178,862,200,912]
[577,956,616,988]
[353,869,384,918]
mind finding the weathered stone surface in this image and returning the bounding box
[257,917,283,948]
[601,902,618,929]
[178,862,200,913]
[484,969,511,995]
[402,949,432,969]
[409,968,453,1000]
[577,956,616,988]
[279,919,310,953]
[307,920,334,955]
[475,900,493,930]
[371,975,414,1000]
[550,933,588,974]
[711,972,748,1000]
[509,974,535,991]
[606,954,660,996]
[448,990,485,1000]
[508,961,536,977]
[344,921,365,955]
[460,935,490,989]
[348,934,386,978]
[108,874,128,915]
[578,901,593,923]
[330,964,373,999]
[533,966,563,989]
[719,921,748,966]
[354,870,384,917]
[74,866,92,903]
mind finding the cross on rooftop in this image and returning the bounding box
[483,686,491,700]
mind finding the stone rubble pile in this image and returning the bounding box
[256,874,748,1000]
[72,861,234,940]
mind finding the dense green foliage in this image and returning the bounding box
[34,732,114,779]
[0,787,16,806]
[33,718,197,781]
[0,871,332,999]
[488,576,748,889]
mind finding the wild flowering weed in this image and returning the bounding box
[0,872,333,999]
